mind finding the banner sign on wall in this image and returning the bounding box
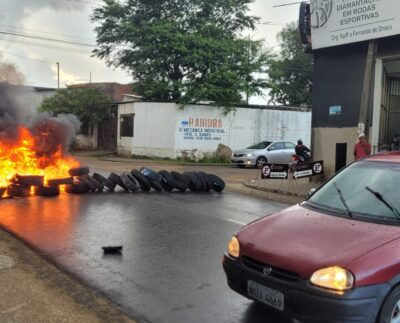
[311,0,400,49]
[178,117,226,142]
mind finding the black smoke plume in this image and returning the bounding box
[0,82,81,156]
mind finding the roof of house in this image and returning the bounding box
[69,82,135,102]
[2,84,57,92]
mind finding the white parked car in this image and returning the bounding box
[231,141,296,168]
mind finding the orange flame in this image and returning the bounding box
[0,126,80,187]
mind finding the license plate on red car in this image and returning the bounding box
[247,280,284,311]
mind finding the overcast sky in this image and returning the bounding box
[0,0,299,102]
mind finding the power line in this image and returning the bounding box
[273,1,307,8]
[0,36,93,55]
[0,30,95,47]
[1,51,56,64]
[257,22,285,26]
[0,24,95,42]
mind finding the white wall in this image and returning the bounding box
[117,102,312,158]
[76,125,98,150]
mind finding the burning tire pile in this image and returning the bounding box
[0,167,225,198]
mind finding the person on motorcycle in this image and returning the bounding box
[295,139,311,162]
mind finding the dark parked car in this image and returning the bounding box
[223,152,400,323]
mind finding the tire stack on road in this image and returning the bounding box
[67,167,225,194]
[6,174,62,198]
[66,167,105,194]
[0,166,226,198]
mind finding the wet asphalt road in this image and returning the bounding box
[0,186,291,323]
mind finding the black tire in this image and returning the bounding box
[159,171,175,192]
[120,173,139,192]
[378,285,400,323]
[256,157,267,169]
[109,172,129,191]
[131,170,152,192]
[198,171,212,192]
[175,180,188,192]
[93,173,116,191]
[65,183,90,194]
[47,177,74,187]
[166,171,187,192]
[127,173,141,188]
[140,167,163,183]
[35,186,60,197]
[13,175,44,187]
[208,174,225,192]
[68,166,90,177]
[149,180,163,192]
[7,185,31,198]
[78,176,97,192]
[184,172,202,192]
[170,172,191,186]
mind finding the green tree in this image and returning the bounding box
[39,87,112,128]
[91,0,268,110]
[267,22,313,106]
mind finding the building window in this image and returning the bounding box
[120,114,134,137]
[80,121,94,136]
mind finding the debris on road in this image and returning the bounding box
[102,246,123,255]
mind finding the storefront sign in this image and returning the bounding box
[262,164,289,180]
[293,161,324,179]
[329,105,342,115]
[358,122,365,134]
[311,0,400,49]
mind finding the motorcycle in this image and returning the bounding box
[291,152,311,173]
[291,153,311,164]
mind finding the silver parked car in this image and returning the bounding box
[231,141,296,168]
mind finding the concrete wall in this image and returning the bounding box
[117,102,177,157]
[312,127,358,178]
[76,125,99,150]
[117,102,312,158]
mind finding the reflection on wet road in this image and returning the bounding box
[0,191,291,323]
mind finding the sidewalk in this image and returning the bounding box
[0,229,134,323]
[244,177,318,199]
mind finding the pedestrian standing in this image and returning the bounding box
[353,134,371,160]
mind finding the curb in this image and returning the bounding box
[243,181,308,198]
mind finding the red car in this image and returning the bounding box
[223,152,400,323]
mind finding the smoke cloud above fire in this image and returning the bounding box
[0,54,25,85]
[0,83,81,156]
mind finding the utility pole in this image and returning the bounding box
[56,62,60,89]
[90,71,92,84]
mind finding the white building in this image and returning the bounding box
[117,100,311,159]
